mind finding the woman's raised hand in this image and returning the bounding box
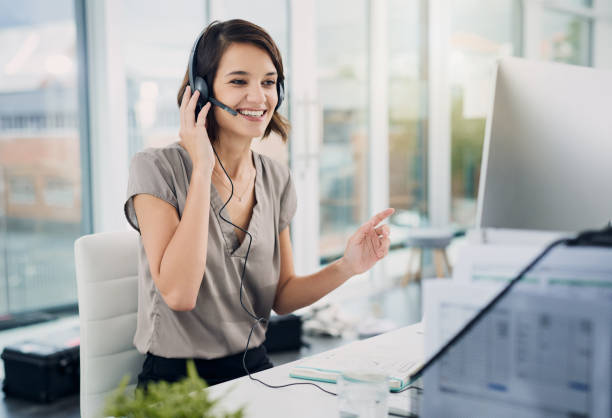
[179,86,215,174]
[340,208,394,277]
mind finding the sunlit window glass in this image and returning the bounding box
[388,0,428,227]
[209,0,289,62]
[0,0,84,314]
[316,0,368,258]
[556,0,593,7]
[121,1,207,157]
[450,0,521,226]
[541,9,592,66]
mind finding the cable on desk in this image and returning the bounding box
[242,319,338,396]
[395,385,423,394]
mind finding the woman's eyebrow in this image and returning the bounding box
[224,70,278,77]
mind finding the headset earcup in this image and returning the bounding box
[276,81,284,111]
[194,76,209,103]
[193,76,209,117]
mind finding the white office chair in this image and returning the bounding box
[74,230,145,418]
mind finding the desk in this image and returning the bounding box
[207,322,424,418]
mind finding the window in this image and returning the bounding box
[541,9,593,65]
[120,0,207,157]
[450,0,522,226]
[8,176,36,206]
[316,0,369,258]
[388,0,428,226]
[555,0,593,7]
[44,177,76,208]
[0,0,86,315]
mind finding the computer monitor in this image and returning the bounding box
[412,228,612,417]
[476,57,612,232]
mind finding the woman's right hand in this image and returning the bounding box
[179,86,215,174]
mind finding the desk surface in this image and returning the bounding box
[207,322,423,418]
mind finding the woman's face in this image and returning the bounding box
[212,42,278,141]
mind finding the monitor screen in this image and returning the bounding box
[417,241,612,417]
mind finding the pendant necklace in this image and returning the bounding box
[213,168,255,203]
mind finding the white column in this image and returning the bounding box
[289,0,320,275]
[368,0,389,286]
[85,0,129,233]
[593,0,612,69]
[523,0,542,60]
[427,0,451,226]
[368,0,389,217]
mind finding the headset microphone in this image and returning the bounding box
[192,75,238,116]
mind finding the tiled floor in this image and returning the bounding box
[0,283,422,418]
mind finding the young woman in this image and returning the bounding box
[124,19,393,388]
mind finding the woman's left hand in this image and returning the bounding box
[341,208,395,277]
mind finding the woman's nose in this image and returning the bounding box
[246,84,266,104]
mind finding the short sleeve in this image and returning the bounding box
[124,152,178,233]
[279,171,297,231]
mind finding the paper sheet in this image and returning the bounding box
[453,243,543,288]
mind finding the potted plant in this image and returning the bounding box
[104,360,244,418]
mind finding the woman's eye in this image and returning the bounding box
[230,79,246,85]
[263,80,276,87]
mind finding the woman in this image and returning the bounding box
[124,19,393,389]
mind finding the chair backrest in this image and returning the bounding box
[74,230,144,418]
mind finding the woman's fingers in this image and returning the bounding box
[374,224,390,237]
[185,89,200,126]
[196,102,211,127]
[368,225,383,258]
[370,227,391,259]
[369,208,394,228]
[180,86,190,110]
[380,237,390,258]
[356,208,394,237]
[180,86,190,127]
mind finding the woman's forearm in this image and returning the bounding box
[159,166,212,310]
[273,258,354,315]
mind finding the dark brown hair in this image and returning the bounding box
[177,19,290,142]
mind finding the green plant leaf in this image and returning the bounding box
[103,360,244,418]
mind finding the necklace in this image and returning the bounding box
[212,168,255,203]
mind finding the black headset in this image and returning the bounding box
[187,26,285,119]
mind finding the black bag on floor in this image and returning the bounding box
[1,326,80,402]
[264,314,303,352]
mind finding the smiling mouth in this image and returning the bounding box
[237,109,266,117]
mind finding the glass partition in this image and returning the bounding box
[316,0,369,257]
[388,0,428,225]
[541,9,593,66]
[449,0,522,226]
[0,0,85,316]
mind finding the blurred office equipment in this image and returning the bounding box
[1,325,80,402]
[401,227,455,285]
[264,314,304,353]
[477,57,612,232]
[74,231,143,418]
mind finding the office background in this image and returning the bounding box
[0,0,611,323]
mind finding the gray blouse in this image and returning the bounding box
[124,142,297,359]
